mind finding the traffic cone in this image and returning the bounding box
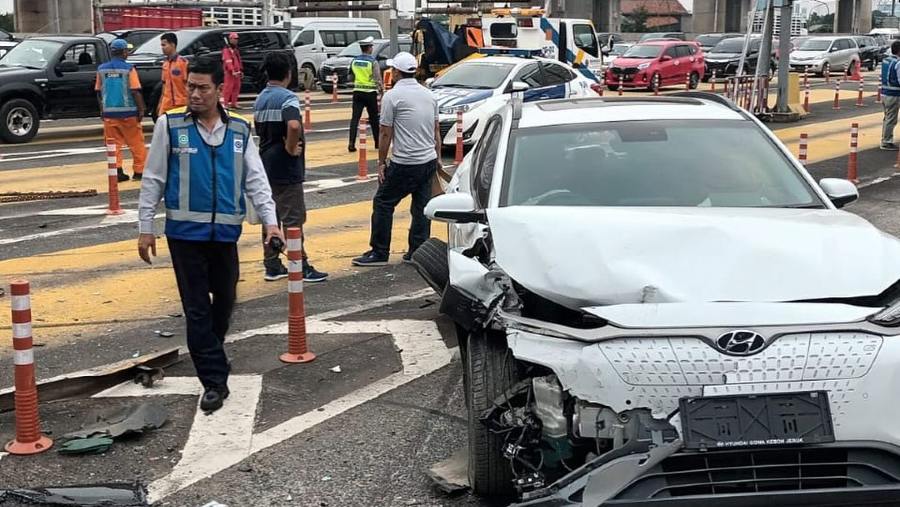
[6,281,53,455]
[857,78,865,107]
[798,133,808,165]
[357,117,368,181]
[711,70,717,92]
[804,81,811,113]
[833,81,841,110]
[850,60,862,82]
[848,122,859,184]
[454,110,464,166]
[280,229,315,364]
[105,141,124,216]
[331,73,338,104]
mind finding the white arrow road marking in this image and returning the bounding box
[86,307,451,503]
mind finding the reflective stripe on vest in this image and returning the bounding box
[351,56,377,92]
[98,63,137,116]
[164,112,250,241]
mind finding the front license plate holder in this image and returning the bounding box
[679,391,835,450]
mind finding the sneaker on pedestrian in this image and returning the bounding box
[402,252,414,264]
[132,173,143,181]
[348,145,357,153]
[352,250,389,266]
[116,168,129,183]
[264,264,289,281]
[881,143,900,151]
[303,263,329,282]
[199,385,229,413]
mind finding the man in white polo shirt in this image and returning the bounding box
[352,52,441,266]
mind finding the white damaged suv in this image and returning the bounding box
[413,93,900,506]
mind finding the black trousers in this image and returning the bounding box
[369,159,436,256]
[169,239,238,390]
[349,91,380,148]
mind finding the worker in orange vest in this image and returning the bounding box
[222,32,243,109]
[158,32,189,116]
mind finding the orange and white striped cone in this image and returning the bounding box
[877,84,883,104]
[798,133,808,165]
[357,117,368,181]
[804,81,810,113]
[803,67,809,88]
[825,65,831,84]
[598,74,605,96]
[848,122,859,184]
[685,72,691,91]
[331,73,338,104]
[454,110,464,165]
[857,78,865,107]
[105,141,123,216]
[710,70,717,92]
[6,281,53,455]
[303,90,312,131]
[653,83,659,96]
[280,229,315,364]
[618,85,623,96]
[833,81,841,110]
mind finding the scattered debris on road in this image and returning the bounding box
[0,190,98,204]
[62,402,167,442]
[133,366,165,388]
[329,365,342,373]
[0,482,148,506]
[58,436,114,455]
[427,447,469,495]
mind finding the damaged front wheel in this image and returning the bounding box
[466,329,519,499]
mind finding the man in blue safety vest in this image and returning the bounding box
[137,58,283,413]
[348,37,383,152]
[881,41,900,151]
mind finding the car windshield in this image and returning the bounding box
[97,33,116,43]
[622,44,662,58]
[799,39,832,51]
[0,39,61,69]
[712,38,747,53]
[609,44,631,55]
[696,35,723,46]
[432,62,514,89]
[133,30,202,55]
[339,42,363,57]
[503,120,823,208]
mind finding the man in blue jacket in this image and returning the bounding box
[882,41,900,151]
[137,58,283,413]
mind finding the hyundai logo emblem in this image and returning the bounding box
[715,330,767,355]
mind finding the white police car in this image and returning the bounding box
[429,54,600,147]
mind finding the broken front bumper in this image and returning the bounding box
[503,315,900,505]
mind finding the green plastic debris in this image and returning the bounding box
[58,437,114,455]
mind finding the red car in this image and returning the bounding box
[606,40,705,92]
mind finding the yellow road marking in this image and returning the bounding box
[0,198,447,346]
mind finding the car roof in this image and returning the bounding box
[462,55,553,65]
[30,35,101,43]
[639,39,687,46]
[516,96,745,129]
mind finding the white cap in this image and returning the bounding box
[359,36,375,46]
[386,51,417,73]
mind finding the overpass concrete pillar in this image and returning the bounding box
[834,0,873,34]
[693,0,754,34]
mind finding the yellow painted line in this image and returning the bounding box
[0,198,447,347]
[773,112,882,163]
[0,138,362,194]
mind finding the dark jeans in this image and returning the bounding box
[262,183,307,269]
[169,239,238,390]
[349,91,380,148]
[369,159,436,257]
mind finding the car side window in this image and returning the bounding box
[321,30,349,47]
[664,46,678,58]
[355,30,381,42]
[572,23,599,57]
[541,63,575,86]
[61,43,98,69]
[297,30,315,46]
[513,62,542,88]
[471,116,503,208]
[188,33,225,55]
[675,45,692,58]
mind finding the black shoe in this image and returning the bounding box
[348,145,357,153]
[881,143,900,151]
[351,250,389,266]
[303,263,329,282]
[116,168,129,183]
[264,264,288,281]
[132,173,143,181]
[402,252,414,264]
[200,385,230,413]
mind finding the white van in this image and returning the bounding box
[288,17,383,86]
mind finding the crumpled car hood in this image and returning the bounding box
[487,207,900,308]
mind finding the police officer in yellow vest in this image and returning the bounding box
[348,37,383,152]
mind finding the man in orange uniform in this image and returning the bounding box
[222,32,243,109]
[95,39,147,182]
[158,32,188,116]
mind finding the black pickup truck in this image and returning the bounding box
[127,27,298,118]
[0,35,113,143]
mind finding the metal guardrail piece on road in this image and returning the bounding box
[0,190,98,203]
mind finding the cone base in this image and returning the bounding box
[280,352,316,364]
[106,209,125,216]
[5,435,53,455]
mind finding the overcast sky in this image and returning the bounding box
[0,0,11,15]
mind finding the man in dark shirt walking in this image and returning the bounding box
[253,52,328,282]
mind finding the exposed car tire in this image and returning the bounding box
[689,71,700,89]
[607,84,619,91]
[467,329,519,500]
[648,73,662,92]
[0,98,39,144]
[409,237,449,294]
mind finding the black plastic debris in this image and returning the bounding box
[62,402,167,441]
[0,482,148,506]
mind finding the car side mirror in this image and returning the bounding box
[425,193,485,223]
[819,178,859,208]
[56,61,79,73]
[196,46,210,55]
[660,55,672,62]
[504,80,530,93]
